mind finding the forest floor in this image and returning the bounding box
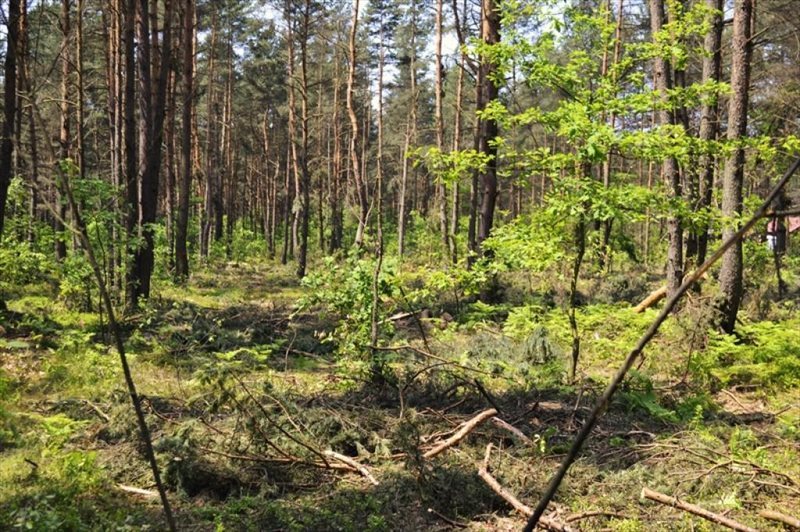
[1,261,799,531]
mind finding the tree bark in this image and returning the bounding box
[175,0,194,282]
[718,0,753,333]
[55,0,72,261]
[128,0,173,307]
[476,0,500,251]
[0,0,20,240]
[649,0,683,298]
[347,0,368,248]
[435,0,449,255]
[696,0,723,265]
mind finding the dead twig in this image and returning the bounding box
[423,408,497,459]
[427,508,468,528]
[641,487,757,532]
[323,450,379,486]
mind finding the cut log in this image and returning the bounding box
[641,487,757,532]
[423,408,497,459]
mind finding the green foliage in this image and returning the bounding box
[0,239,55,296]
[58,254,95,310]
[703,319,800,388]
[300,254,397,360]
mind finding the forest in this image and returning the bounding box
[1,0,799,529]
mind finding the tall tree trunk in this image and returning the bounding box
[649,0,683,298]
[435,0,449,255]
[398,5,419,257]
[0,0,20,242]
[599,0,624,270]
[329,59,343,253]
[165,69,177,271]
[76,0,86,179]
[175,0,194,281]
[200,11,217,258]
[347,0,368,247]
[104,0,124,292]
[129,0,173,307]
[719,0,753,333]
[450,52,465,264]
[370,20,387,356]
[123,0,137,306]
[476,0,500,251]
[696,0,723,265]
[19,0,39,245]
[56,0,72,261]
[398,122,410,256]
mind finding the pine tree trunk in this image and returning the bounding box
[347,0,368,248]
[696,0,723,265]
[175,0,194,282]
[435,0,449,255]
[649,0,683,298]
[0,0,20,241]
[56,0,72,262]
[719,0,753,333]
[476,0,500,251]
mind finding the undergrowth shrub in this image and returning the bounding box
[703,318,800,388]
[0,239,55,297]
[300,254,398,360]
[58,254,95,311]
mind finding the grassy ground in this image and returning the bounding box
[1,260,799,531]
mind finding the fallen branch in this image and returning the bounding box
[117,484,159,499]
[84,400,110,423]
[200,446,355,472]
[477,445,571,531]
[323,450,379,486]
[641,487,757,532]
[523,156,800,531]
[633,286,666,313]
[633,272,708,313]
[491,417,533,444]
[564,510,628,523]
[758,509,800,529]
[423,408,497,459]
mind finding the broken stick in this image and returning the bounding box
[323,450,379,486]
[423,408,497,459]
[641,487,757,532]
[491,417,533,444]
[477,445,571,531]
[117,484,159,499]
